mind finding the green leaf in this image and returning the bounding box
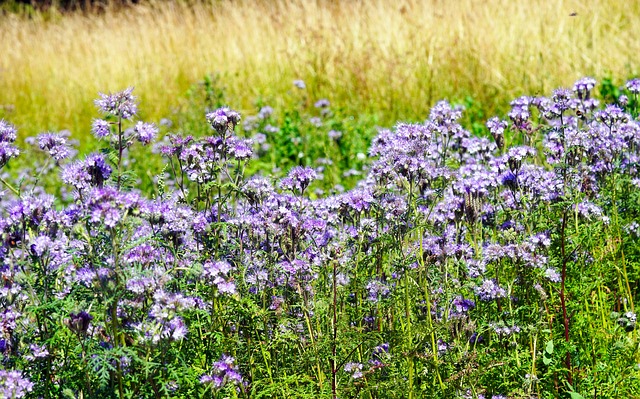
[542,355,551,366]
[569,391,586,399]
[545,340,554,355]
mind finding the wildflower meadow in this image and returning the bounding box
[1,74,640,399]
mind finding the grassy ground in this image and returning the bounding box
[1,0,639,145]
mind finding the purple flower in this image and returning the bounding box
[0,142,20,168]
[258,106,274,119]
[366,280,391,303]
[550,88,573,114]
[0,120,17,143]
[28,344,49,359]
[200,354,244,389]
[545,268,561,283]
[95,87,138,119]
[491,323,521,337]
[293,79,306,89]
[474,279,507,301]
[68,311,93,334]
[574,77,596,99]
[595,105,628,126]
[227,136,253,160]
[373,343,389,356]
[134,121,158,145]
[206,107,241,134]
[309,116,322,127]
[369,342,390,367]
[328,130,342,140]
[508,96,531,129]
[626,78,640,94]
[37,132,71,160]
[202,260,237,295]
[157,134,194,157]
[0,370,33,398]
[506,146,536,173]
[450,296,475,319]
[279,166,318,194]
[61,153,112,193]
[314,99,330,108]
[619,95,629,107]
[344,362,364,379]
[486,117,507,148]
[469,332,485,345]
[86,187,140,228]
[92,119,111,138]
[437,339,449,355]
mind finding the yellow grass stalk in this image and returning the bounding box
[1,0,639,140]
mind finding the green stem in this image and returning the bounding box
[0,175,20,197]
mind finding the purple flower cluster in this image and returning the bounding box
[37,132,72,161]
[200,354,244,389]
[95,87,138,119]
[0,120,19,168]
[206,107,241,135]
[279,166,318,194]
[0,370,33,398]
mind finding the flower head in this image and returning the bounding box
[0,142,20,168]
[68,311,93,334]
[37,132,71,160]
[0,370,33,398]
[95,87,138,119]
[92,119,111,138]
[134,121,158,145]
[573,77,596,99]
[200,354,244,389]
[279,166,318,194]
[0,120,17,143]
[206,107,241,135]
[626,78,640,94]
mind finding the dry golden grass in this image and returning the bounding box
[1,0,639,139]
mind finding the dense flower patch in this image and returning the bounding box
[1,78,640,398]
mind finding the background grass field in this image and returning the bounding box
[1,0,639,145]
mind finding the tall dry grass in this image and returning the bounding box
[1,0,639,139]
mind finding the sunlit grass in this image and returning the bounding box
[1,0,639,143]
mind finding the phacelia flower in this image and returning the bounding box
[67,311,93,334]
[0,120,18,143]
[37,132,71,160]
[95,87,138,119]
[61,153,112,192]
[206,107,241,135]
[0,142,20,168]
[134,121,158,145]
[344,362,364,379]
[0,370,33,398]
[200,354,244,389]
[314,99,330,108]
[475,279,507,301]
[92,119,111,138]
[626,78,640,94]
[573,77,596,99]
[279,166,318,194]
